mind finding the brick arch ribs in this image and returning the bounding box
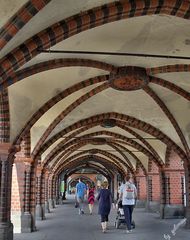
[1,0,190,80]
[32,82,109,156]
[37,113,187,168]
[5,59,189,150]
[0,58,115,90]
[50,148,133,175]
[66,163,112,179]
[55,155,126,177]
[0,0,51,50]
[14,75,109,145]
[0,89,10,142]
[42,131,161,170]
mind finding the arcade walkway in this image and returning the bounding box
[14,196,189,240]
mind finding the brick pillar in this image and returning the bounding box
[30,166,37,231]
[146,160,160,212]
[35,165,43,220]
[135,167,147,208]
[55,177,58,205]
[0,144,14,240]
[52,177,56,207]
[160,150,185,219]
[20,160,33,232]
[184,161,190,228]
[41,172,46,220]
[113,173,118,201]
[44,171,50,213]
[48,175,55,209]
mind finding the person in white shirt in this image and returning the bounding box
[119,176,137,233]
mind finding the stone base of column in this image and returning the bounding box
[161,204,184,219]
[35,204,43,220]
[45,201,50,213]
[41,204,46,220]
[49,199,55,208]
[56,197,59,205]
[21,213,32,233]
[185,206,190,228]
[146,201,160,213]
[31,211,37,232]
[11,211,21,233]
[59,197,63,205]
[0,222,13,240]
[136,200,146,208]
[53,198,56,208]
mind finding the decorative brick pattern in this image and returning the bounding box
[1,0,190,80]
[143,86,190,155]
[35,113,187,166]
[0,160,11,221]
[24,162,32,213]
[117,122,162,163]
[32,82,109,157]
[0,89,10,142]
[148,160,160,202]
[67,163,111,179]
[51,147,128,176]
[56,155,125,177]
[164,150,184,205]
[149,76,190,101]
[15,75,108,145]
[147,64,190,75]
[135,166,147,201]
[43,131,163,170]
[0,59,115,90]
[0,0,51,49]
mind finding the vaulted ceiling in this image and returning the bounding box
[1,0,190,176]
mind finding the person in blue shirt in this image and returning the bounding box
[75,178,87,214]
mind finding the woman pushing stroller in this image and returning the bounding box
[118,176,137,233]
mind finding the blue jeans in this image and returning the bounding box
[123,205,134,230]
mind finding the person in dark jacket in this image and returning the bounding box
[97,181,114,233]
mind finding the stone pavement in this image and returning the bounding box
[14,197,189,240]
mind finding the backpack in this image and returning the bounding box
[123,183,135,200]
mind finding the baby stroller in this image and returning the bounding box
[114,200,135,229]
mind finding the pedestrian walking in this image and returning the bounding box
[119,176,137,233]
[75,178,87,214]
[97,181,114,233]
[87,182,95,214]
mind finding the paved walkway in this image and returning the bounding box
[14,197,189,240]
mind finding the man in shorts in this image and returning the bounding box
[75,178,87,214]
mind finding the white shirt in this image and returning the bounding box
[120,181,137,205]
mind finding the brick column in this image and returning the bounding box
[44,171,50,213]
[146,160,160,212]
[0,144,14,240]
[113,173,118,201]
[35,165,43,220]
[55,177,60,205]
[52,177,57,208]
[41,172,46,220]
[184,161,190,228]
[21,159,33,232]
[160,150,185,219]
[135,167,147,208]
[30,166,37,231]
[48,175,55,209]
